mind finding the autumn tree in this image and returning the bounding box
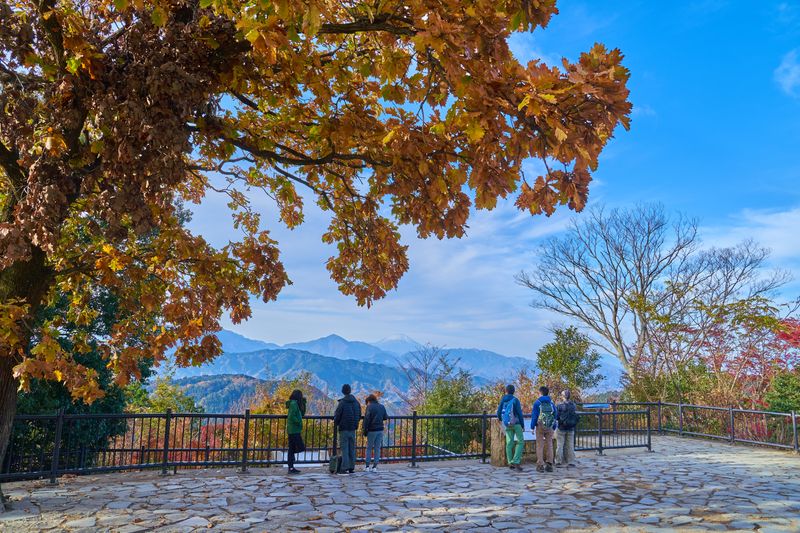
[0,0,631,492]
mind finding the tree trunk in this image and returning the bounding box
[0,246,52,510]
[0,359,18,510]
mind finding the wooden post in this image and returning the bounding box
[792,411,798,454]
[678,403,684,436]
[729,407,735,444]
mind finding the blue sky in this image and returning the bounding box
[188,1,800,358]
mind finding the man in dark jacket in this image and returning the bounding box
[496,384,525,471]
[333,384,361,474]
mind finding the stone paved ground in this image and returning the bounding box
[1,436,799,532]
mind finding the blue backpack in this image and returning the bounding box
[502,397,519,426]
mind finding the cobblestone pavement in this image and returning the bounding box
[2,436,799,532]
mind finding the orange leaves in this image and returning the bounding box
[1,0,631,405]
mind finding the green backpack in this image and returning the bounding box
[538,400,555,428]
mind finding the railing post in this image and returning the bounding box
[729,407,735,444]
[646,408,653,452]
[49,408,65,484]
[596,412,604,455]
[657,400,662,434]
[792,411,798,454]
[678,403,684,436]
[241,409,251,473]
[161,409,172,476]
[480,411,488,463]
[611,400,617,434]
[411,411,418,467]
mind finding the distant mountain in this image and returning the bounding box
[172,348,410,403]
[284,334,398,366]
[372,334,423,356]
[194,330,624,394]
[443,348,534,381]
[215,330,280,353]
[596,353,626,391]
[174,374,333,414]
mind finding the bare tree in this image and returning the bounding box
[517,204,791,386]
[516,204,697,374]
[397,344,456,411]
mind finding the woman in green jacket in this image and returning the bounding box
[286,389,307,474]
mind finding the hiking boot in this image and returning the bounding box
[508,464,516,470]
[545,463,554,473]
[536,465,545,473]
[288,468,301,475]
[555,463,564,468]
[348,469,355,474]
[567,463,576,468]
[514,464,523,472]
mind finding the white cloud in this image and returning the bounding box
[188,184,581,357]
[631,104,657,117]
[775,49,800,97]
[702,205,800,297]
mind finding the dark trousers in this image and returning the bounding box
[288,433,304,469]
[339,430,356,472]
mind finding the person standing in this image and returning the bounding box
[333,384,361,474]
[362,394,389,472]
[555,389,579,468]
[531,386,557,473]
[496,384,525,471]
[286,389,307,475]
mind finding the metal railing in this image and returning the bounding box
[0,410,490,483]
[574,409,652,454]
[584,401,800,452]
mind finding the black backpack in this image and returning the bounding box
[558,402,579,430]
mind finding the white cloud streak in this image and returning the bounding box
[775,49,800,97]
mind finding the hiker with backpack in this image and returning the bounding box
[286,389,307,475]
[496,384,525,471]
[333,384,361,474]
[531,386,558,473]
[362,394,389,472]
[555,389,579,468]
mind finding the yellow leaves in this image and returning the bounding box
[151,6,167,27]
[382,129,397,145]
[43,133,67,155]
[465,121,485,143]
[302,4,322,37]
[90,139,105,154]
[245,26,279,64]
[113,0,128,11]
